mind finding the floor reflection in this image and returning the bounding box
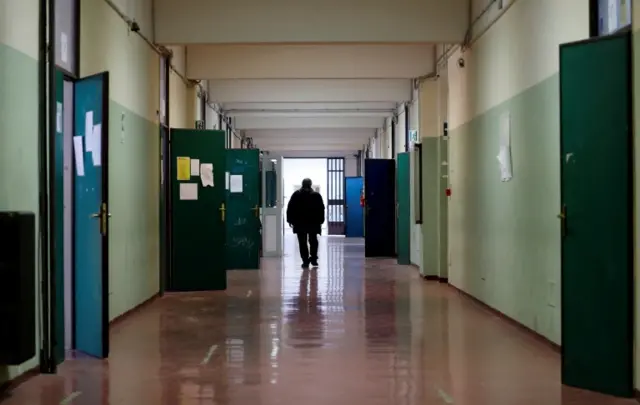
[1,235,637,405]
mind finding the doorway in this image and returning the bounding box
[62,77,74,353]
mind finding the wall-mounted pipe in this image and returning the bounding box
[436,0,521,69]
[37,0,49,374]
[404,104,409,152]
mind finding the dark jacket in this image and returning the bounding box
[286,187,325,234]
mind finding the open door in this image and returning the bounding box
[364,159,396,257]
[262,155,283,257]
[170,129,227,291]
[73,72,110,358]
[560,32,633,397]
[396,153,411,264]
[226,149,261,269]
[345,176,364,238]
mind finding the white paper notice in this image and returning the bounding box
[91,124,102,166]
[60,32,68,63]
[200,163,214,187]
[56,102,63,133]
[179,183,198,200]
[229,174,243,193]
[191,159,200,176]
[73,136,85,176]
[225,172,230,190]
[84,111,94,152]
[496,112,512,182]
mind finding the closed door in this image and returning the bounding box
[170,129,227,291]
[364,159,396,257]
[345,176,364,238]
[226,149,261,269]
[396,153,411,264]
[73,72,110,358]
[560,32,633,397]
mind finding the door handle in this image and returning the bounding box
[219,203,226,222]
[396,203,399,219]
[90,203,110,236]
[251,205,260,218]
[557,205,567,237]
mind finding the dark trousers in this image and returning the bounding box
[296,232,319,263]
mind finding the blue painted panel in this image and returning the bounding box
[74,74,107,358]
[345,177,364,238]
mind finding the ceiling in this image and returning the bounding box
[154,0,468,155]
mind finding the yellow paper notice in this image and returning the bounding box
[177,157,191,180]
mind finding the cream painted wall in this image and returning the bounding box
[633,0,640,390]
[448,0,588,128]
[446,0,589,344]
[80,0,162,320]
[396,103,407,154]
[0,0,38,58]
[167,46,189,128]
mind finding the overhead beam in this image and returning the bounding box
[235,116,384,130]
[274,150,359,158]
[250,136,371,146]
[186,44,435,79]
[154,0,468,44]
[246,128,375,139]
[227,111,390,118]
[208,79,412,103]
[256,143,364,151]
[223,102,397,111]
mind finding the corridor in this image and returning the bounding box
[1,236,635,405]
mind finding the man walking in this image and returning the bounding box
[286,178,325,268]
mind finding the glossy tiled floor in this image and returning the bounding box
[1,235,636,405]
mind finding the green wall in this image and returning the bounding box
[448,74,561,343]
[0,42,40,384]
[107,101,159,320]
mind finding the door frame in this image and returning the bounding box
[89,71,111,358]
[558,31,634,396]
[160,55,171,295]
[262,154,283,257]
[327,157,346,235]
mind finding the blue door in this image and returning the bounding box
[364,159,396,257]
[345,177,364,238]
[74,72,109,358]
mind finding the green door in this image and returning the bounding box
[396,153,411,264]
[170,129,227,291]
[225,149,261,269]
[560,32,632,397]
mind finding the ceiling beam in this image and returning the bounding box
[222,102,397,111]
[234,116,384,130]
[208,79,412,103]
[256,143,364,151]
[186,44,435,79]
[275,150,359,158]
[154,0,468,44]
[227,111,390,118]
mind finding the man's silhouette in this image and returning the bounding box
[286,178,325,268]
